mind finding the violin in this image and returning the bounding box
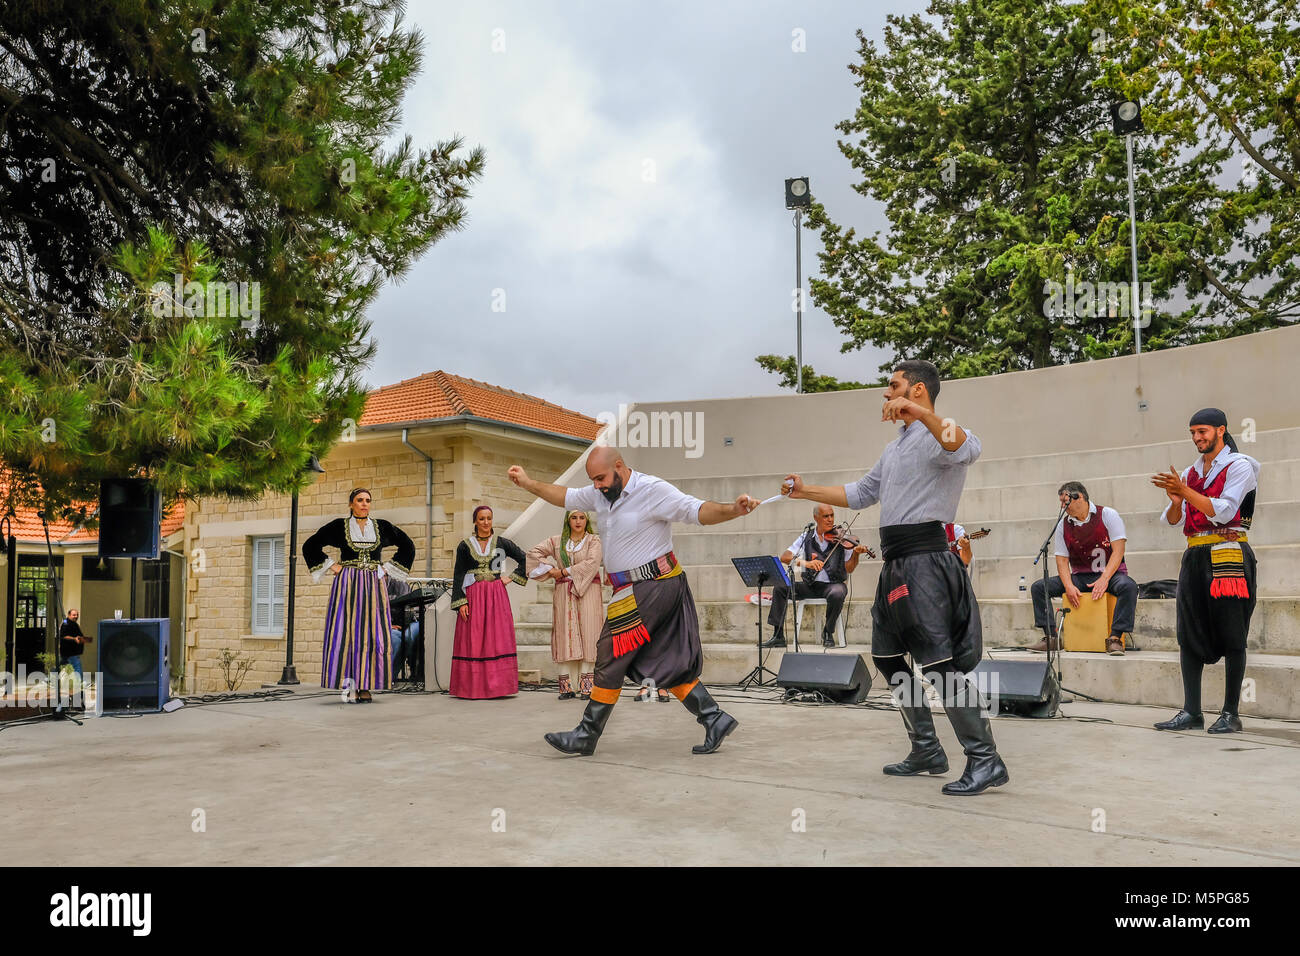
[824,523,877,560]
[967,528,991,540]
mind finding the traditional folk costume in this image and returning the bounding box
[1029,503,1138,651]
[765,526,850,648]
[850,419,1009,795]
[303,516,415,692]
[544,471,739,756]
[526,521,604,698]
[449,533,528,699]
[1155,410,1260,735]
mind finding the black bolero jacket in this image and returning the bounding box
[450,534,528,608]
[302,516,416,583]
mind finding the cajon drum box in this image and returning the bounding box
[1061,593,1119,652]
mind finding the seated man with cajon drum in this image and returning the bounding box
[1029,481,1137,656]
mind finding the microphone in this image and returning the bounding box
[1068,493,1081,500]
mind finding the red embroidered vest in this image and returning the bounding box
[1183,461,1245,536]
[1062,506,1127,575]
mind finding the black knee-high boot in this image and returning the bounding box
[1155,648,1205,730]
[677,683,738,754]
[875,656,948,776]
[1208,650,1246,734]
[545,699,616,755]
[928,666,1008,796]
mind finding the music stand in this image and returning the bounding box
[732,555,790,689]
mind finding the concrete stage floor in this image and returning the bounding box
[4,685,1298,866]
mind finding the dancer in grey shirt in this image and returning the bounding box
[784,360,1009,796]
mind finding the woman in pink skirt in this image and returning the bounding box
[449,505,528,698]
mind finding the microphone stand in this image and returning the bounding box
[789,522,815,652]
[1033,504,1071,699]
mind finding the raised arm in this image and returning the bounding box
[782,474,850,508]
[507,465,569,508]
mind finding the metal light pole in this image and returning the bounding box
[1111,100,1146,356]
[795,208,803,393]
[1125,133,1142,355]
[280,455,325,685]
[785,177,811,394]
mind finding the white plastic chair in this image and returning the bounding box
[793,599,847,648]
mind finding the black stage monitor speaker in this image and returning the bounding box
[99,618,170,713]
[776,652,872,704]
[970,659,1059,718]
[98,478,161,559]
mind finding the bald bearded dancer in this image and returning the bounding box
[784,360,1009,796]
[1151,408,1261,734]
[508,446,757,755]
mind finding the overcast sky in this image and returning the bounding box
[364,0,930,417]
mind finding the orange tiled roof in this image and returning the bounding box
[359,370,601,441]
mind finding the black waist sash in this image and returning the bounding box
[879,521,948,562]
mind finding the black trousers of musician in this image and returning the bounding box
[768,579,848,636]
[1030,571,1138,638]
[1175,543,1256,716]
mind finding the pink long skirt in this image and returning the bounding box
[449,578,519,699]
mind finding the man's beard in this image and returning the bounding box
[601,473,625,504]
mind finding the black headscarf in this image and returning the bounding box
[1189,407,1237,453]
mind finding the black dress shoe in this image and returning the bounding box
[1153,710,1204,731]
[1206,712,1242,734]
[760,632,787,648]
[679,684,739,754]
[821,630,836,648]
[557,691,576,700]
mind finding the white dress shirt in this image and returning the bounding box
[1054,503,1127,558]
[565,471,703,573]
[1159,449,1261,530]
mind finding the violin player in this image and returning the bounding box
[762,503,872,648]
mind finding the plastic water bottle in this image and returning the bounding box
[1018,575,1027,593]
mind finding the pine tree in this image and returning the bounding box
[1095,0,1299,332]
[759,0,1294,388]
[0,0,484,518]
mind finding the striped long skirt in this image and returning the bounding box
[321,566,393,691]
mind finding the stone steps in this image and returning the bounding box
[669,512,1297,563]
[667,429,1300,501]
[512,594,1300,655]
[639,552,1298,606]
[512,645,1300,720]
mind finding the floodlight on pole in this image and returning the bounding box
[1111,100,1146,356]
[785,177,811,394]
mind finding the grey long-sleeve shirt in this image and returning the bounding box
[843,421,981,526]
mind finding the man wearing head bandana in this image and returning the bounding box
[1151,408,1261,734]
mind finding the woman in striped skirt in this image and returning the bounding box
[303,488,416,702]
